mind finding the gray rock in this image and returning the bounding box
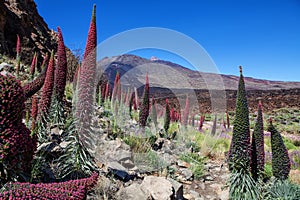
[0,62,13,72]
[189,190,200,198]
[117,183,148,200]
[121,159,136,169]
[141,176,174,200]
[96,138,132,163]
[202,174,215,182]
[107,161,127,172]
[181,168,193,181]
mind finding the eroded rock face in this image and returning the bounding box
[0,0,56,64]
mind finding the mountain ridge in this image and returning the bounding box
[97,54,300,112]
[98,54,300,91]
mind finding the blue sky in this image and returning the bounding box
[35,0,300,81]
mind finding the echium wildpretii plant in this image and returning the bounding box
[0,74,37,187]
[151,96,158,128]
[50,27,68,125]
[39,50,55,117]
[73,5,98,166]
[0,172,99,199]
[228,66,251,173]
[111,72,121,116]
[75,4,97,132]
[211,114,217,135]
[29,52,37,80]
[112,72,121,102]
[139,73,150,127]
[15,34,21,76]
[182,95,189,128]
[54,117,98,180]
[54,27,68,102]
[251,101,265,181]
[164,99,171,133]
[22,54,48,100]
[268,118,291,180]
[31,95,39,131]
[226,111,230,129]
[198,115,205,131]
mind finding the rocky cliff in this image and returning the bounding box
[0,0,56,64]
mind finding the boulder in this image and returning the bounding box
[117,183,148,200]
[140,176,174,200]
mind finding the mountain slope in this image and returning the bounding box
[98,54,300,91]
[0,0,56,64]
[97,54,300,112]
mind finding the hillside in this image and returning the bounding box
[98,54,300,112]
[0,0,57,64]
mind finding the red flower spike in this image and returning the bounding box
[39,50,55,115]
[76,5,97,125]
[29,52,37,77]
[54,27,68,101]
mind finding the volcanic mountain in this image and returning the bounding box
[97,54,300,112]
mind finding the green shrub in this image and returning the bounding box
[264,163,273,180]
[179,152,205,180]
[229,170,260,200]
[263,179,300,199]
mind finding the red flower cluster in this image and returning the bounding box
[182,96,189,127]
[29,52,37,77]
[76,5,97,124]
[164,99,171,132]
[23,59,48,100]
[15,35,21,76]
[0,74,37,177]
[112,72,121,102]
[198,115,205,131]
[16,34,21,56]
[55,27,68,101]
[0,172,98,199]
[139,73,150,127]
[0,74,25,129]
[39,51,55,115]
[170,108,180,122]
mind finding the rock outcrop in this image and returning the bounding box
[0,0,56,64]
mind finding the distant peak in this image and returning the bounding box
[150,56,159,61]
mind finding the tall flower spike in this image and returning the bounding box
[29,52,37,79]
[251,101,265,180]
[164,99,171,133]
[76,4,97,123]
[16,34,21,55]
[268,118,291,180]
[183,95,189,128]
[39,50,55,116]
[139,73,150,127]
[151,97,158,128]
[31,95,38,131]
[15,34,21,76]
[54,27,68,101]
[75,5,97,152]
[226,111,230,129]
[22,62,48,100]
[228,66,251,172]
